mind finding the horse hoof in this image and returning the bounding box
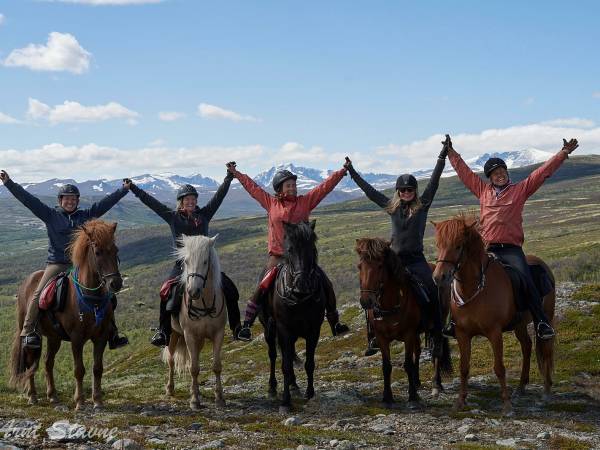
[304,390,315,400]
[431,388,440,399]
[290,383,300,393]
[502,404,513,416]
[93,402,104,411]
[279,405,291,414]
[268,389,277,399]
[166,389,175,397]
[28,397,38,406]
[48,396,59,404]
[382,401,395,409]
[75,402,84,411]
[542,393,552,402]
[215,398,226,408]
[407,400,422,410]
[190,401,202,411]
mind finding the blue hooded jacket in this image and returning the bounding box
[4,179,128,264]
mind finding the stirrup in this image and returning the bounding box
[109,334,129,350]
[22,332,42,350]
[150,329,169,347]
[442,321,456,338]
[364,338,379,357]
[536,322,555,340]
[236,325,252,342]
[333,322,349,336]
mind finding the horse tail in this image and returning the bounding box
[439,336,453,376]
[161,334,189,376]
[9,305,39,389]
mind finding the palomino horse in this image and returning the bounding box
[432,214,555,413]
[163,234,227,409]
[10,220,122,409]
[355,238,452,407]
[263,220,325,413]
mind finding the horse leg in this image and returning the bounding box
[414,335,422,390]
[537,335,555,401]
[166,332,179,397]
[279,335,294,413]
[304,334,318,400]
[490,330,511,414]
[71,341,86,410]
[92,338,107,409]
[267,324,278,398]
[212,329,226,407]
[404,336,420,406]
[380,338,394,406]
[45,337,61,404]
[27,349,40,405]
[289,341,300,392]
[187,335,202,411]
[455,331,471,410]
[513,322,531,398]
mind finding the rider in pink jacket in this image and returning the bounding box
[445,136,579,339]
[226,163,349,341]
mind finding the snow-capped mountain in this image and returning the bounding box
[0,148,555,200]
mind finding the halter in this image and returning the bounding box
[358,258,404,319]
[184,252,224,319]
[71,241,121,292]
[275,262,320,306]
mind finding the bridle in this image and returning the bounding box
[358,257,402,318]
[71,240,121,293]
[276,258,319,305]
[184,252,224,319]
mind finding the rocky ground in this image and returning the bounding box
[1,282,599,449]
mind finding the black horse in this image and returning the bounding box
[260,220,325,412]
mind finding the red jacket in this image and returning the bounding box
[236,169,346,255]
[448,150,568,246]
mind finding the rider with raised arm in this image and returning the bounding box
[345,144,448,356]
[444,135,579,340]
[227,162,349,341]
[124,167,241,347]
[0,170,129,350]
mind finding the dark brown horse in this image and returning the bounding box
[355,238,452,407]
[432,214,555,413]
[10,220,122,409]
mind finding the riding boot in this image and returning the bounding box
[526,293,555,340]
[320,271,349,336]
[430,298,444,358]
[21,298,42,349]
[151,300,171,347]
[364,310,379,356]
[108,317,129,350]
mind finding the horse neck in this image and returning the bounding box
[380,269,408,310]
[77,251,101,292]
[455,243,487,296]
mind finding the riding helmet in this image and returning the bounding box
[57,184,80,198]
[484,158,508,178]
[176,184,199,200]
[272,170,297,192]
[395,174,418,190]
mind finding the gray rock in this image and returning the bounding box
[329,439,339,447]
[0,442,23,450]
[188,422,203,431]
[283,417,301,426]
[337,441,356,450]
[457,424,471,434]
[296,446,315,450]
[112,439,142,450]
[496,438,518,447]
[465,434,478,441]
[147,438,167,445]
[536,431,551,439]
[199,440,225,449]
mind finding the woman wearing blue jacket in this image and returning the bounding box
[0,170,129,350]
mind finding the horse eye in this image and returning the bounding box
[95,250,101,256]
[203,260,208,265]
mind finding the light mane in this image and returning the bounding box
[175,235,221,292]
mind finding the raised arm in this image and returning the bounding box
[305,167,347,211]
[420,141,448,205]
[344,157,390,209]
[125,179,174,223]
[226,162,272,211]
[87,186,129,218]
[446,135,486,199]
[1,170,53,222]
[202,171,234,221]
[522,138,577,198]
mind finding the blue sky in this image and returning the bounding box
[1,0,599,181]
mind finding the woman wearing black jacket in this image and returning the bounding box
[345,142,448,356]
[124,170,241,347]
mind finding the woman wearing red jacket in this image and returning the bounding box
[445,135,579,340]
[226,163,349,341]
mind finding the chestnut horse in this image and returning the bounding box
[355,238,452,407]
[10,220,123,409]
[163,234,227,410]
[432,214,555,413]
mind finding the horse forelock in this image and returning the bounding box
[284,222,318,260]
[176,235,221,291]
[435,213,484,256]
[355,237,390,261]
[68,219,116,267]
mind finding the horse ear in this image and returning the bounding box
[81,223,90,237]
[210,234,219,245]
[309,219,316,231]
[111,222,117,233]
[430,220,438,228]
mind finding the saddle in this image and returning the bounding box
[39,272,70,312]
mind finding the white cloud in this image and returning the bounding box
[158,111,186,122]
[0,143,266,181]
[0,112,21,124]
[27,98,139,124]
[49,0,164,4]
[0,14,5,26]
[541,118,595,128]
[3,32,91,74]
[198,103,260,122]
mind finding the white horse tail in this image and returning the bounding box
[161,334,190,376]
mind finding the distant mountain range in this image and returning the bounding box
[0,148,555,202]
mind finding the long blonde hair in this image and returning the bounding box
[386,189,422,216]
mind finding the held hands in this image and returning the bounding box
[122,178,133,190]
[562,138,579,154]
[344,156,353,171]
[439,134,453,159]
[226,161,238,177]
[0,170,9,184]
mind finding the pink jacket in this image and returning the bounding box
[236,169,347,256]
[448,150,568,246]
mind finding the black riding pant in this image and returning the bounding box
[487,244,550,325]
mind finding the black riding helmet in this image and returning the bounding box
[272,170,297,192]
[484,158,508,178]
[176,184,198,200]
[395,174,418,190]
[57,184,80,198]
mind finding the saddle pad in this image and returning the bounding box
[259,266,279,292]
[160,277,179,302]
[39,277,59,310]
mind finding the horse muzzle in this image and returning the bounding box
[107,275,123,293]
[359,295,374,310]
